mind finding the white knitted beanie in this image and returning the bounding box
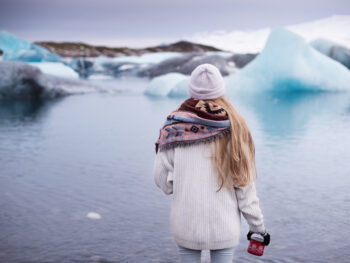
[188,63,226,99]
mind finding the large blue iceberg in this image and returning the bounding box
[143,28,350,98]
[0,31,61,62]
[225,28,350,93]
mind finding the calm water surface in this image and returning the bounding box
[1,79,350,263]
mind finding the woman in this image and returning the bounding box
[153,64,270,263]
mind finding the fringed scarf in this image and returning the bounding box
[155,98,231,153]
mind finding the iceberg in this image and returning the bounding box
[0,61,102,100]
[93,52,182,68]
[68,58,94,78]
[168,77,190,98]
[139,52,238,78]
[139,53,198,78]
[93,52,239,79]
[144,73,187,97]
[92,56,140,77]
[0,61,65,99]
[110,52,182,64]
[91,52,183,78]
[226,28,350,93]
[310,38,350,69]
[28,62,79,79]
[0,31,61,62]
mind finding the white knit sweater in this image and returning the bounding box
[153,141,266,250]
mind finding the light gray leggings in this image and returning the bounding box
[177,245,235,263]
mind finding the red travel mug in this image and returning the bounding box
[247,234,265,256]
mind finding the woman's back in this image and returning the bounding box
[154,141,264,250]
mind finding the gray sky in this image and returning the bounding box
[1,0,350,47]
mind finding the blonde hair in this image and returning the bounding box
[204,95,257,192]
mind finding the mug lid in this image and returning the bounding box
[251,234,264,242]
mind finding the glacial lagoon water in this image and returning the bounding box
[1,79,350,263]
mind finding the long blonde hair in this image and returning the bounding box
[204,95,257,192]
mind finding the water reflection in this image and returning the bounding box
[235,91,350,141]
[0,98,63,125]
[0,90,350,263]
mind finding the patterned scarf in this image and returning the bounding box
[155,98,231,153]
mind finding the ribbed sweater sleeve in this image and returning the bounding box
[153,148,175,195]
[234,182,266,233]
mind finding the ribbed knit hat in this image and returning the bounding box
[188,64,226,99]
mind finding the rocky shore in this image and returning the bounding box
[35,40,222,58]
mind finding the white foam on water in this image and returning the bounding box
[86,212,102,220]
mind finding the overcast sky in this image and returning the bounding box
[1,0,349,47]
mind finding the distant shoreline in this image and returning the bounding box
[34,40,222,58]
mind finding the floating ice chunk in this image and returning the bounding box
[110,52,182,64]
[93,52,182,70]
[28,62,79,79]
[139,53,238,78]
[310,38,350,69]
[168,77,190,98]
[0,61,103,100]
[144,73,187,97]
[310,38,340,55]
[225,28,350,93]
[68,58,94,79]
[0,31,61,62]
[86,212,101,220]
[0,61,64,99]
[92,53,183,78]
